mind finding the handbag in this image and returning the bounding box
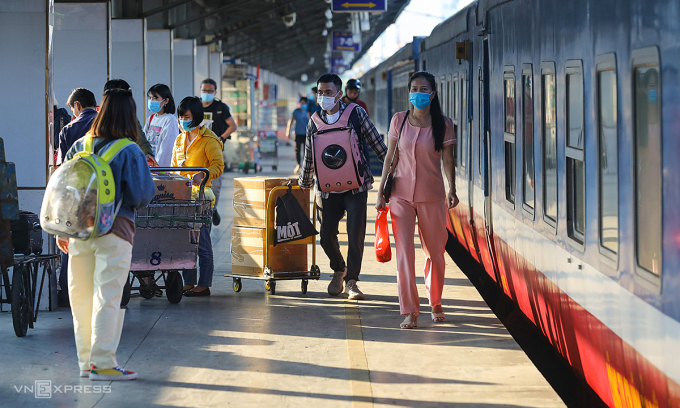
[382,112,409,200]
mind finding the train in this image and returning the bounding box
[361,0,680,406]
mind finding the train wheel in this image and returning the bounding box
[11,266,29,337]
[166,272,183,304]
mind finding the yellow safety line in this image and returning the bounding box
[344,299,373,408]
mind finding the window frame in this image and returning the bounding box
[521,64,535,217]
[595,53,620,267]
[453,73,460,170]
[541,62,558,234]
[631,46,663,290]
[504,66,516,207]
[565,59,586,250]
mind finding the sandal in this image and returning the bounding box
[400,313,418,329]
[431,305,445,322]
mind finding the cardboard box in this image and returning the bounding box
[151,173,192,203]
[231,226,307,277]
[233,177,310,228]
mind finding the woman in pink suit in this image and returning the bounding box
[376,71,459,329]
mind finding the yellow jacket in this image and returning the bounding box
[171,125,224,187]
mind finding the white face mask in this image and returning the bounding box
[317,92,339,112]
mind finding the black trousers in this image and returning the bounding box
[294,134,306,165]
[317,190,367,282]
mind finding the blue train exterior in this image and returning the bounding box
[364,1,680,406]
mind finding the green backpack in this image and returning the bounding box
[40,136,134,240]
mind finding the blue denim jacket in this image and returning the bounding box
[66,136,155,222]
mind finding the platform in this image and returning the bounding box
[0,143,564,407]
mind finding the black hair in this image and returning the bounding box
[316,74,342,93]
[311,86,318,93]
[147,83,176,115]
[201,78,218,90]
[408,71,446,152]
[67,88,97,110]
[91,89,138,142]
[299,96,308,103]
[177,96,204,129]
[103,79,131,94]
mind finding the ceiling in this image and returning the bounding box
[116,0,411,81]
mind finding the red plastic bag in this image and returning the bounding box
[375,207,392,263]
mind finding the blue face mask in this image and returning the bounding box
[300,104,307,111]
[180,119,197,132]
[409,92,432,110]
[201,93,215,103]
[148,99,162,113]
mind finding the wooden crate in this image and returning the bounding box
[233,177,309,229]
[231,226,307,277]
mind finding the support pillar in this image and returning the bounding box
[147,30,174,92]
[195,45,209,95]
[209,52,223,99]
[172,39,196,102]
[111,19,147,122]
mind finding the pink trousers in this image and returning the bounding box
[390,198,448,316]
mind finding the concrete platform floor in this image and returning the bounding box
[0,143,564,407]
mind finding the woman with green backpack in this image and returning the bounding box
[53,88,155,381]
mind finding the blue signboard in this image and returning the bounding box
[331,0,387,12]
[330,57,348,74]
[332,31,360,52]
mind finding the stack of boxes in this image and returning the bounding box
[231,177,310,277]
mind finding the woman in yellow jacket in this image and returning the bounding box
[172,96,224,297]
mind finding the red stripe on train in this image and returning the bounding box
[447,204,680,408]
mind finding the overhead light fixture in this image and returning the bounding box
[325,9,333,20]
[325,20,333,28]
[322,29,328,36]
[301,73,308,82]
[309,57,315,65]
[282,12,296,28]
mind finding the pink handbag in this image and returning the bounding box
[311,103,365,192]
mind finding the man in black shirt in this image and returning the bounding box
[200,78,237,225]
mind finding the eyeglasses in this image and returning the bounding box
[316,90,337,97]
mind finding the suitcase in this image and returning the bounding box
[10,210,43,255]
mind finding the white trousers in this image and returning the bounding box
[68,234,132,371]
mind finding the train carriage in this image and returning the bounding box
[370,0,680,406]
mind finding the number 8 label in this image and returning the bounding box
[150,252,162,266]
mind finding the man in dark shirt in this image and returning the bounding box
[55,87,98,307]
[200,78,237,225]
[57,88,98,165]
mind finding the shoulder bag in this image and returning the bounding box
[382,111,409,200]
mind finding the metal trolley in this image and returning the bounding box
[121,167,212,305]
[1,254,60,337]
[226,184,320,295]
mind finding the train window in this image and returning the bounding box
[566,60,585,245]
[542,62,558,226]
[462,74,468,172]
[632,47,662,277]
[453,78,459,120]
[440,76,446,116]
[596,54,619,256]
[478,67,483,184]
[422,60,426,72]
[504,67,516,204]
[522,65,535,211]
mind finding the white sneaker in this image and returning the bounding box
[344,279,365,300]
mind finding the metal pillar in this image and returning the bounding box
[209,52,223,99]
[111,19,147,122]
[172,39,196,101]
[146,30,174,92]
[195,45,210,96]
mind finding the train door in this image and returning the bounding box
[482,37,501,282]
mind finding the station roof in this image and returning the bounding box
[134,0,411,81]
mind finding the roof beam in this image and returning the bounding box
[166,0,251,30]
[142,0,194,18]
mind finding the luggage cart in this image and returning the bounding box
[257,131,279,171]
[1,254,60,337]
[122,167,212,306]
[226,184,320,295]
